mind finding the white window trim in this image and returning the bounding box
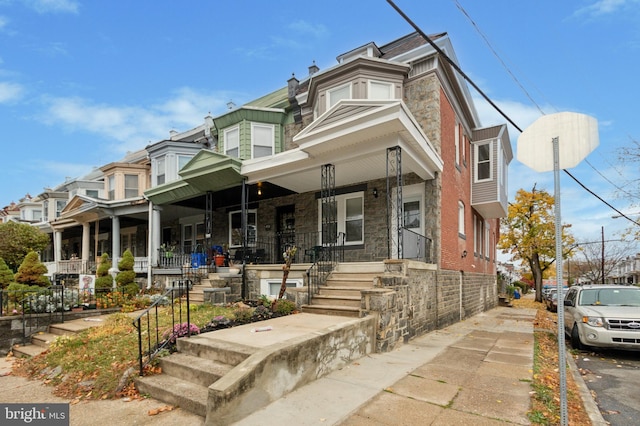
[485,220,491,259]
[368,80,393,100]
[156,157,166,186]
[454,122,460,166]
[326,82,352,110]
[251,122,275,158]
[458,201,465,236]
[317,191,364,246]
[474,141,493,183]
[177,154,193,172]
[260,278,303,298]
[224,126,240,158]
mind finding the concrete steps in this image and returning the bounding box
[135,334,255,417]
[301,262,383,318]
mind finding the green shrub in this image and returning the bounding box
[0,257,15,289]
[233,306,254,324]
[118,282,140,297]
[506,285,517,299]
[14,251,49,287]
[95,254,113,290]
[273,299,297,315]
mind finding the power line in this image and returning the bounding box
[385,0,640,228]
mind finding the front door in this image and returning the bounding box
[391,183,425,259]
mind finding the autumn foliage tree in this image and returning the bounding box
[498,186,575,302]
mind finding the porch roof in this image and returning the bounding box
[145,151,244,205]
[242,99,443,193]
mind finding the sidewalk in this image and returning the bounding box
[234,306,536,425]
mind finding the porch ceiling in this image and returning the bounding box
[242,100,443,193]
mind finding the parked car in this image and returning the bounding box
[564,284,640,350]
[546,288,569,312]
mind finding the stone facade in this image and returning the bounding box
[360,260,497,352]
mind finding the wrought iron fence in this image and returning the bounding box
[306,233,345,303]
[0,285,128,343]
[132,281,192,376]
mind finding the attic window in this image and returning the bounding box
[327,83,351,109]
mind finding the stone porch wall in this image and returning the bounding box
[361,260,498,352]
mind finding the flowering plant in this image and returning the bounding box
[163,322,200,343]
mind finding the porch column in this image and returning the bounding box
[151,204,161,266]
[54,231,62,263]
[81,222,90,262]
[111,215,120,264]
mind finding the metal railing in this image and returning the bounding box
[132,281,192,376]
[401,227,432,263]
[306,233,345,303]
[1,286,127,343]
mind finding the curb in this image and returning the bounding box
[565,349,608,426]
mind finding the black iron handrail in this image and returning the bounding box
[306,233,345,303]
[132,281,192,376]
[401,227,433,263]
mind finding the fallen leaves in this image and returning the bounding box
[148,405,175,416]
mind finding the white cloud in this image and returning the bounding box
[0,15,8,31]
[41,88,230,153]
[573,0,638,18]
[0,81,23,102]
[287,20,328,39]
[23,0,79,14]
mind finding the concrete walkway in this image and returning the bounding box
[1,302,605,425]
[234,307,536,425]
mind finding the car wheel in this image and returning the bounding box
[571,324,583,350]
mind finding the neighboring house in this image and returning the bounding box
[610,253,640,284]
[0,201,20,223]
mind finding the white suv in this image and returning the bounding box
[564,284,640,350]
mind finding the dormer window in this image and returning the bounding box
[368,80,393,99]
[124,174,139,198]
[327,83,351,109]
[108,175,115,200]
[225,126,240,158]
[252,123,274,158]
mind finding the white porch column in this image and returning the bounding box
[81,222,90,262]
[111,215,120,265]
[54,231,62,263]
[152,205,162,266]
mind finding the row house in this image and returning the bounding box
[7,31,512,335]
[610,253,640,285]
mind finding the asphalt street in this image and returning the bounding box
[572,348,640,426]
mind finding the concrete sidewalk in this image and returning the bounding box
[235,307,537,425]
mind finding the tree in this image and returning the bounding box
[0,257,15,288]
[0,222,50,271]
[116,249,138,296]
[498,186,575,302]
[569,239,635,284]
[14,251,50,287]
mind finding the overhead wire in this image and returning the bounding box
[385,0,640,228]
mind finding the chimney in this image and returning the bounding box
[308,60,319,76]
[287,73,299,99]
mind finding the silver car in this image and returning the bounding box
[563,284,640,350]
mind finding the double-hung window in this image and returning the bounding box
[252,124,274,158]
[458,201,465,237]
[177,154,192,172]
[156,158,166,185]
[56,200,66,218]
[43,201,49,222]
[475,141,492,182]
[108,175,115,200]
[225,127,240,158]
[124,174,139,198]
[318,192,364,245]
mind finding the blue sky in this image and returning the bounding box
[1,0,639,250]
